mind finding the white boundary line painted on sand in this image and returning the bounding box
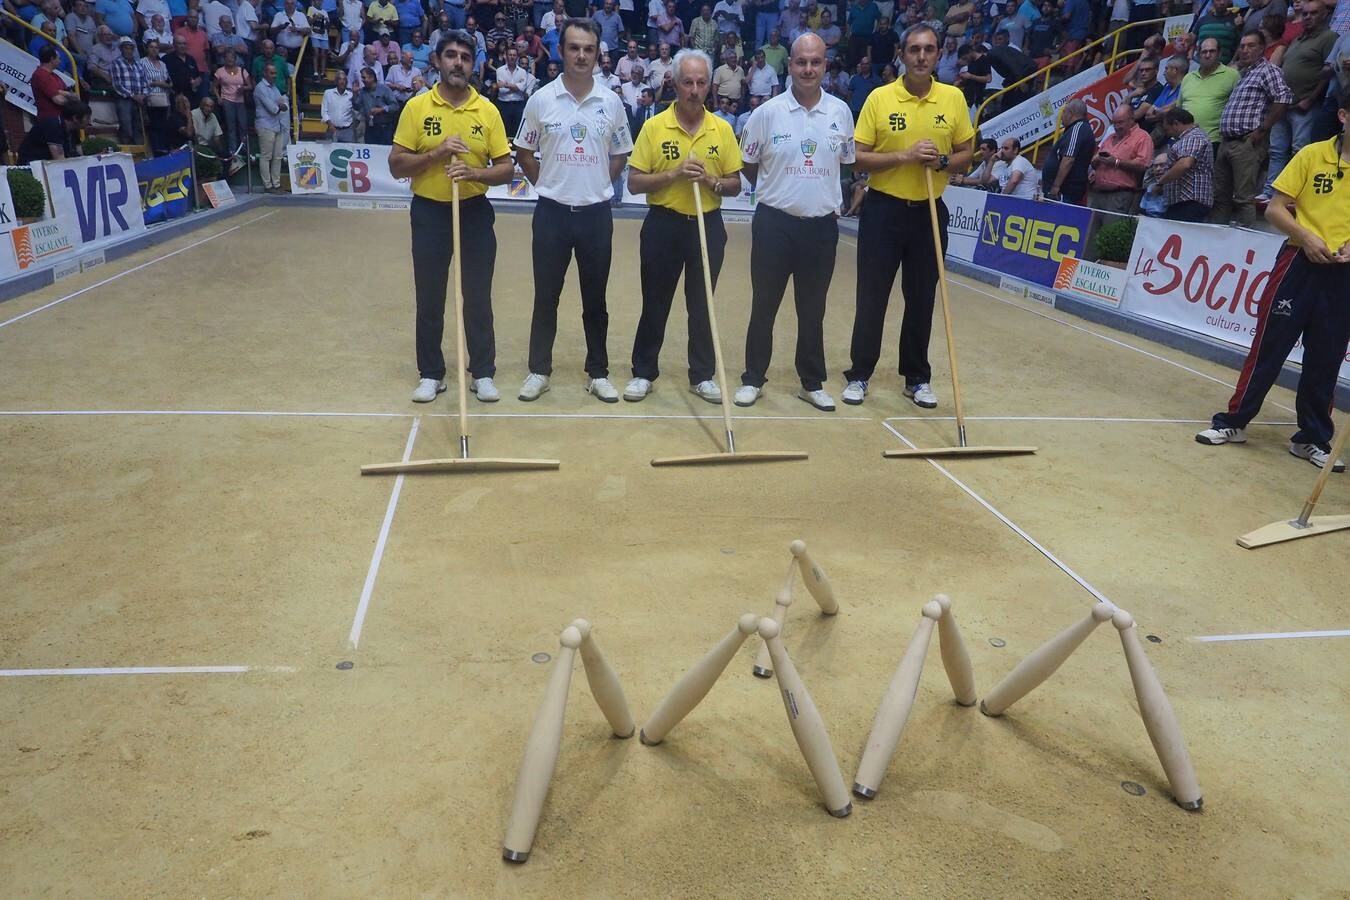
[1192,630,1350,643]
[0,665,295,677]
[0,212,278,331]
[882,421,1114,608]
[0,408,873,422]
[348,416,420,650]
[837,236,1297,415]
[882,415,1298,426]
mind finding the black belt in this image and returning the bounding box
[872,192,934,208]
[759,203,837,222]
[650,204,721,222]
[538,196,610,212]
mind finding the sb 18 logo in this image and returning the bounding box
[329,147,374,193]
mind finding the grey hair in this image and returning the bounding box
[673,47,713,80]
[1063,98,1088,119]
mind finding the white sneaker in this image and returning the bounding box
[411,378,447,403]
[797,388,836,411]
[471,377,500,402]
[623,377,653,402]
[1289,442,1346,472]
[518,373,550,401]
[1195,426,1246,445]
[904,383,938,409]
[841,380,868,405]
[690,380,722,404]
[733,384,761,407]
[587,377,620,403]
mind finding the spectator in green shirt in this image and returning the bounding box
[1180,37,1238,143]
[761,27,787,78]
[251,37,289,92]
[1194,3,1238,64]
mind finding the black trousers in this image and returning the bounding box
[742,203,837,391]
[1213,248,1350,451]
[528,197,613,378]
[1165,200,1211,223]
[846,190,947,387]
[632,205,725,385]
[497,99,525,142]
[411,194,497,381]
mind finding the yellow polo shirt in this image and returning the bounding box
[1272,137,1350,252]
[854,77,975,201]
[392,86,510,202]
[629,106,743,215]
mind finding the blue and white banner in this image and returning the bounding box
[972,193,1092,287]
[42,153,146,249]
[135,149,193,225]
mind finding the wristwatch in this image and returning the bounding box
[937,154,950,171]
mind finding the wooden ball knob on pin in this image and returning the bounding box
[752,587,794,678]
[790,540,839,615]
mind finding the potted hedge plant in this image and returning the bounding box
[81,136,121,156]
[7,167,46,222]
[1094,216,1137,268]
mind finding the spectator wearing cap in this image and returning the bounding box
[372,28,402,65]
[1088,103,1153,213]
[1212,29,1290,225]
[110,36,148,144]
[1042,98,1096,204]
[1152,107,1214,221]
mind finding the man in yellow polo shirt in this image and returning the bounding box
[622,48,744,404]
[842,23,974,408]
[389,31,514,404]
[1196,93,1350,470]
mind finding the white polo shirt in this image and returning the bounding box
[515,75,634,205]
[739,87,854,218]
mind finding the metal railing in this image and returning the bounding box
[289,35,309,136]
[1,13,82,100]
[974,17,1166,159]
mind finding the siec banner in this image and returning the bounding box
[42,153,146,249]
[972,194,1091,287]
[135,149,193,225]
[1122,217,1350,379]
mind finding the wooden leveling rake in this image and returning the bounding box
[1237,418,1350,548]
[883,169,1037,461]
[650,180,808,467]
[362,180,560,476]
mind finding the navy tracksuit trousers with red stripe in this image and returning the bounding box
[1212,247,1350,452]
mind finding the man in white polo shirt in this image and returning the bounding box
[734,33,854,412]
[513,17,633,403]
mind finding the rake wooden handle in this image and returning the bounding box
[692,175,736,454]
[451,174,471,458]
[924,168,967,448]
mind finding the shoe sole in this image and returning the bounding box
[517,387,550,402]
[1195,434,1242,445]
[590,390,620,404]
[733,397,758,407]
[841,396,865,406]
[623,394,646,402]
[412,384,448,403]
[471,391,500,403]
[797,393,835,412]
[691,390,722,405]
[904,392,937,409]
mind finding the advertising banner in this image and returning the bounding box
[286,142,412,196]
[0,215,75,277]
[977,64,1107,149]
[0,40,75,116]
[1053,256,1127,307]
[1122,217,1350,378]
[972,194,1092,287]
[135,149,193,224]
[43,153,146,249]
[942,185,988,263]
[0,169,15,231]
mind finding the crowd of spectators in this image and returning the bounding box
[7,0,1348,218]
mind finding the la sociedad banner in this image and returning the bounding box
[135,149,193,224]
[42,153,146,249]
[972,193,1091,287]
[1122,217,1350,379]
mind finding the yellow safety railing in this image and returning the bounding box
[974,17,1166,160]
[1,12,82,100]
[290,34,309,135]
